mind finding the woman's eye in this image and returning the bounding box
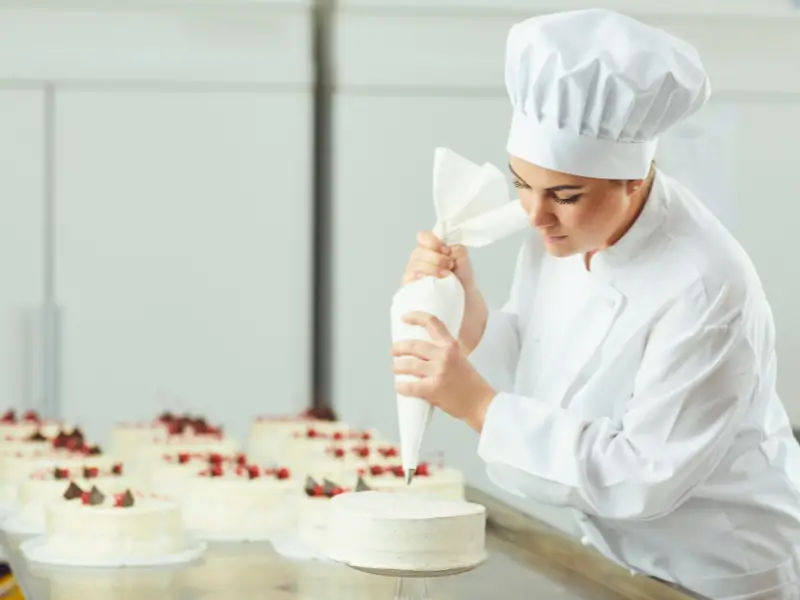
[554,195,581,205]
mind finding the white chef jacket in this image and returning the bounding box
[472,169,800,599]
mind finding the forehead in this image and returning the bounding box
[508,155,596,189]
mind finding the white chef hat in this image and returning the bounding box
[505,9,711,180]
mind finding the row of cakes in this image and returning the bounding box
[1,408,466,568]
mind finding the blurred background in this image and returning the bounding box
[0,0,798,535]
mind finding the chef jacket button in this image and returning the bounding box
[581,536,591,546]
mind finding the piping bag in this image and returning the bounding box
[391,147,528,484]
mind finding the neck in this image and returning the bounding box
[584,170,655,271]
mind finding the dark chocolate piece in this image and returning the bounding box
[88,486,105,506]
[54,467,69,480]
[27,430,47,442]
[64,482,83,500]
[355,476,371,492]
[84,445,101,455]
[304,476,318,495]
[322,478,338,497]
[119,489,135,507]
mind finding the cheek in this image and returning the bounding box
[569,193,626,232]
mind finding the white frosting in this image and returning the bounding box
[108,424,167,462]
[181,473,300,539]
[131,437,239,477]
[147,453,244,502]
[42,493,186,560]
[325,491,486,573]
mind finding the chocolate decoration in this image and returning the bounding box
[322,478,338,496]
[355,476,371,492]
[85,445,101,455]
[54,467,69,480]
[119,489,135,507]
[88,486,105,506]
[27,430,47,442]
[64,482,83,500]
[304,476,318,494]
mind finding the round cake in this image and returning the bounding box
[361,462,465,500]
[247,415,348,465]
[41,484,186,561]
[324,491,486,575]
[13,463,130,532]
[181,462,299,540]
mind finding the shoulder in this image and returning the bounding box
[656,172,767,328]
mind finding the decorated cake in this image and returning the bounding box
[147,451,248,502]
[359,461,465,500]
[0,409,66,442]
[181,462,298,540]
[0,428,113,501]
[324,491,487,574]
[39,483,186,561]
[13,463,130,532]
[281,426,381,474]
[247,408,342,464]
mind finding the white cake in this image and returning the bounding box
[181,462,299,539]
[14,463,130,532]
[362,462,465,500]
[108,422,168,462]
[41,484,186,561]
[147,451,247,502]
[247,413,344,464]
[325,491,486,574]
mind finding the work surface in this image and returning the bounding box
[0,489,691,600]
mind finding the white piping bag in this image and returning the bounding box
[391,147,528,483]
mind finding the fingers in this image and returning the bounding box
[401,312,454,344]
[416,231,450,255]
[395,378,436,400]
[392,357,434,378]
[391,339,438,361]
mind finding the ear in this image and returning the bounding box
[625,179,645,196]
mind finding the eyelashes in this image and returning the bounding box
[513,180,582,205]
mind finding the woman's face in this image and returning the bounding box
[509,155,643,257]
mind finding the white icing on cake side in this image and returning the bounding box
[324,491,486,573]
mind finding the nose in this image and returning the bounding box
[527,195,555,228]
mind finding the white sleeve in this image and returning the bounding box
[477,278,761,521]
[468,238,534,392]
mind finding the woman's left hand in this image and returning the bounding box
[392,311,496,432]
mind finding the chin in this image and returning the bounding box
[543,241,578,257]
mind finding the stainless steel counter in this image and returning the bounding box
[0,489,691,600]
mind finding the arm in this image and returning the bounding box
[478,278,760,521]
[467,238,535,392]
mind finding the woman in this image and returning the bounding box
[392,9,800,600]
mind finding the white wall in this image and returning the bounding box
[330,2,800,534]
[0,2,315,444]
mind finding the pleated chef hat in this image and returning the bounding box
[505,9,711,180]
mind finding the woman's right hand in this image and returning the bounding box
[401,231,475,291]
[401,231,487,354]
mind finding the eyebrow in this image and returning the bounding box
[508,164,585,192]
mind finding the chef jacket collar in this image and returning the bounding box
[589,169,667,282]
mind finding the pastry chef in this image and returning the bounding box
[392,9,800,599]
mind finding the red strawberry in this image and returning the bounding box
[236,454,247,466]
[307,428,319,438]
[112,463,123,475]
[370,465,384,476]
[330,486,344,496]
[361,432,371,441]
[416,463,430,476]
[354,446,369,458]
[114,494,125,507]
[247,465,260,479]
[208,454,223,465]
[276,467,290,480]
[54,468,70,479]
[332,432,343,441]
[178,453,190,464]
[380,447,398,458]
[210,465,223,477]
[80,492,91,504]
[22,410,39,423]
[0,410,14,423]
[357,468,366,476]
[83,467,99,478]
[312,485,324,497]
[333,448,345,458]
[391,466,404,477]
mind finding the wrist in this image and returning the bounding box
[466,385,495,433]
